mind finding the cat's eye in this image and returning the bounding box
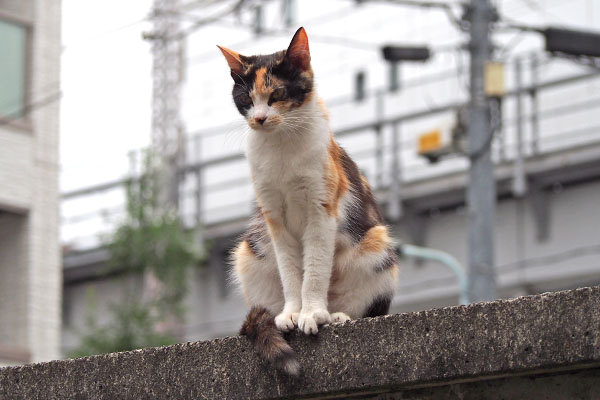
[238,93,252,106]
[269,87,286,103]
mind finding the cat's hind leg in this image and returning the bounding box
[330,312,351,323]
[328,226,399,320]
[231,239,284,316]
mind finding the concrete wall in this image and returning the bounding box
[5,287,600,399]
[0,0,62,365]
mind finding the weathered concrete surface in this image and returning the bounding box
[362,368,600,399]
[1,286,600,399]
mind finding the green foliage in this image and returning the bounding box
[69,292,177,358]
[70,152,202,358]
[108,154,198,309]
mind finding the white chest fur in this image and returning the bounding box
[246,101,330,239]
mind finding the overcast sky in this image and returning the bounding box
[61,0,153,193]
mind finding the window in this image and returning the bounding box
[0,18,27,119]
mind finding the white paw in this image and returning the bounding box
[298,309,331,335]
[275,311,297,332]
[291,312,299,326]
[331,312,351,324]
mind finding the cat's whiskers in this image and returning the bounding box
[222,119,251,151]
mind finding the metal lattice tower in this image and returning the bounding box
[145,0,185,209]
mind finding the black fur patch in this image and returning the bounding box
[363,295,392,318]
[230,50,313,116]
[271,56,313,106]
[338,147,384,242]
[244,209,267,259]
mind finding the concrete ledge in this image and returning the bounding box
[2,286,600,399]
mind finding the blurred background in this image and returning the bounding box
[1,0,599,365]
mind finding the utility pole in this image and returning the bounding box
[142,0,186,339]
[145,0,185,211]
[465,0,498,302]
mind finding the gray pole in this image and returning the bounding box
[466,0,497,302]
[513,58,527,198]
[387,65,403,222]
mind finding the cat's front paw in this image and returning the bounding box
[298,309,331,335]
[275,311,298,332]
[331,312,351,324]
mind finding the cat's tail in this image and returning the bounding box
[240,305,300,376]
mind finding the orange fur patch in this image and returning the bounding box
[269,114,284,125]
[234,240,256,304]
[359,225,390,254]
[254,67,268,94]
[391,263,400,280]
[234,240,254,275]
[217,45,244,74]
[273,101,293,113]
[269,75,283,88]
[322,139,349,217]
[263,211,282,236]
[317,97,329,121]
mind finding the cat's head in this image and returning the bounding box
[218,27,314,132]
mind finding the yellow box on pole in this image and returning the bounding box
[418,129,443,154]
[484,61,505,97]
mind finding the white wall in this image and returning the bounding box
[0,0,62,365]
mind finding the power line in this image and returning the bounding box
[186,4,363,65]
[515,0,566,23]
[356,0,467,30]
[61,18,150,53]
[0,91,62,127]
[175,0,247,39]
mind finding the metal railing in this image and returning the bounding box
[61,55,600,249]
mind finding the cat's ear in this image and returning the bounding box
[217,45,245,75]
[284,27,310,71]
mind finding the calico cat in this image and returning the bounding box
[218,27,399,376]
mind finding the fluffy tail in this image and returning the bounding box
[240,306,300,376]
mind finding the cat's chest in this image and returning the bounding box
[250,151,326,237]
[254,164,323,210]
[248,135,327,197]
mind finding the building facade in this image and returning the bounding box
[0,0,62,366]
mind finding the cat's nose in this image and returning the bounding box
[255,116,267,125]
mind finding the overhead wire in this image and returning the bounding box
[0,91,63,127]
[186,3,364,65]
[357,0,467,30]
[175,0,247,39]
[515,0,566,24]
